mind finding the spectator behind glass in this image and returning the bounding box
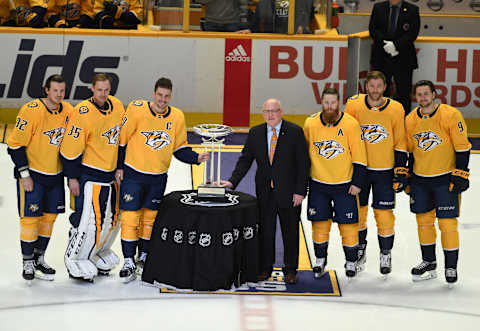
[197,0,250,33]
[252,0,313,34]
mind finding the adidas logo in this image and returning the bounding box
[225,44,251,62]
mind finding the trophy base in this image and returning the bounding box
[197,185,226,201]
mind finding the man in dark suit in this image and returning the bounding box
[221,98,309,284]
[369,0,420,114]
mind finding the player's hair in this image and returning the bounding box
[154,77,173,92]
[92,73,112,86]
[366,71,386,84]
[44,74,65,90]
[321,87,340,100]
[414,80,436,94]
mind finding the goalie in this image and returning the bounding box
[60,73,125,282]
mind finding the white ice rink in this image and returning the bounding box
[0,143,479,331]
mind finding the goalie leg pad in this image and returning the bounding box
[65,181,118,278]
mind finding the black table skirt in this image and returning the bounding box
[142,190,259,291]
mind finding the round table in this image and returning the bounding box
[142,190,259,291]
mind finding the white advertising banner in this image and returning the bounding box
[0,31,479,119]
[0,33,225,113]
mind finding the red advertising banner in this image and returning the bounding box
[223,39,252,127]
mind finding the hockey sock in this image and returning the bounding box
[312,220,332,258]
[120,210,142,258]
[374,209,395,251]
[339,223,359,262]
[420,244,436,262]
[20,217,40,259]
[138,208,158,254]
[35,213,58,253]
[358,205,368,245]
[443,249,459,269]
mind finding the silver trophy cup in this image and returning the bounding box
[193,124,233,199]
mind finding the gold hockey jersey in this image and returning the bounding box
[120,101,188,175]
[29,0,94,21]
[405,104,471,177]
[0,0,31,25]
[7,99,73,175]
[304,112,367,184]
[60,96,125,173]
[345,94,407,170]
[94,0,142,19]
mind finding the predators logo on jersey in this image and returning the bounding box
[360,124,389,144]
[141,130,171,150]
[43,127,66,146]
[102,125,121,145]
[314,140,345,159]
[413,131,443,152]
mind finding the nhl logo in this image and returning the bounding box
[174,230,183,244]
[199,233,212,247]
[161,227,168,241]
[188,231,197,245]
[233,228,240,241]
[222,232,233,246]
[243,227,254,240]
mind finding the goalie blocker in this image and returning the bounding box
[65,180,120,281]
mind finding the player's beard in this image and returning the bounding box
[368,92,382,103]
[419,100,434,109]
[322,108,339,124]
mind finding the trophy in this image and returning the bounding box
[193,124,233,199]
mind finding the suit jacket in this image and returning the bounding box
[229,120,309,208]
[369,1,420,69]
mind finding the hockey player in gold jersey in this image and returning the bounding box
[60,73,125,282]
[94,0,142,29]
[7,75,73,283]
[406,80,471,285]
[345,71,408,276]
[0,0,31,26]
[115,78,210,283]
[304,88,367,279]
[27,0,94,28]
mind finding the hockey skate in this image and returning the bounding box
[313,258,327,279]
[357,244,367,272]
[136,252,147,276]
[345,261,357,278]
[411,261,437,281]
[22,260,35,285]
[34,255,55,281]
[445,268,457,287]
[379,251,392,276]
[119,258,137,283]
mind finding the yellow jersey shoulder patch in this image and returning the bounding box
[132,100,144,107]
[27,101,39,108]
[78,105,89,114]
[348,94,359,100]
[309,112,320,118]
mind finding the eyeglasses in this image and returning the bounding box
[263,109,281,114]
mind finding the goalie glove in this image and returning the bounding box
[449,169,469,194]
[393,167,409,193]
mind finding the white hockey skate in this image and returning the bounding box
[411,261,437,282]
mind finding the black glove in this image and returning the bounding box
[393,167,409,193]
[449,169,469,194]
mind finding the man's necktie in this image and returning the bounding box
[389,6,399,35]
[269,128,278,188]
